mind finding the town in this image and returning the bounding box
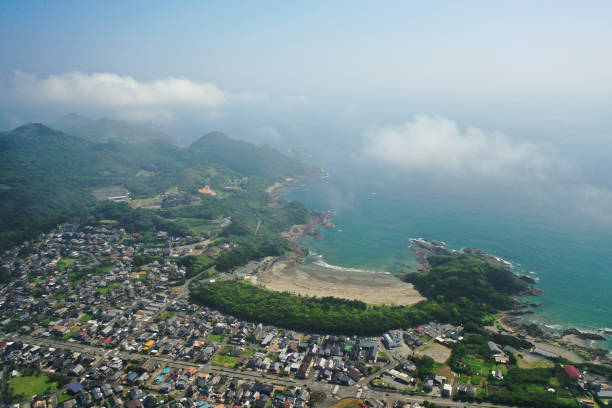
[1,224,610,408]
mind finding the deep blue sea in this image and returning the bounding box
[284,160,612,350]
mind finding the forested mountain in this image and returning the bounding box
[0,123,312,252]
[191,131,306,181]
[51,114,178,144]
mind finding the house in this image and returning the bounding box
[442,383,452,398]
[597,389,612,399]
[67,381,84,394]
[563,365,581,379]
[126,400,142,408]
[492,369,504,380]
[457,383,477,397]
[533,348,559,359]
[109,396,124,408]
[387,369,412,385]
[487,341,503,354]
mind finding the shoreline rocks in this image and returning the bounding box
[563,328,606,341]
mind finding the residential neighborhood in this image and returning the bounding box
[1,224,610,408]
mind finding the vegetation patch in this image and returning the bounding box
[192,254,531,334]
[79,313,92,322]
[96,281,121,295]
[308,390,326,407]
[212,354,239,368]
[57,257,76,271]
[328,398,364,408]
[207,334,227,343]
[154,310,176,322]
[516,354,555,369]
[57,392,74,404]
[8,373,60,402]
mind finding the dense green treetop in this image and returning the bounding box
[403,254,529,310]
[191,254,532,334]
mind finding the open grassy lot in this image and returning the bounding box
[155,310,176,322]
[212,354,239,368]
[415,342,452,363]
[169,218,216,236]
[208,334,227,343]
[96,281,121,294]
[515,353,555,369]
[329,398,364,408]
[79,313,92,322]
[62,327,80,340]
[57,257,76,271]
[57,392,74,404]
[8,374,59,401]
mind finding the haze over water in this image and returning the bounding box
[285,158,612,351]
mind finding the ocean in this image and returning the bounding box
[284,159,612,350]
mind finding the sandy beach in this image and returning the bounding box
[258,258,425,306]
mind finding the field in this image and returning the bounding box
[79,313,92,322]
[57,257,76,271]
[208,334,227,343]
[62,328,80,340]
[515,353,555,369]
[169,218,216,235]
[212,354,239,368]
[96,281,121,294]
[155,311,176,322]
[8,374,59,401]
[329,398,364,408]
[130,196,159,208]
[240,348,256,358]
[57,393,74,404]
[415,342,452,363]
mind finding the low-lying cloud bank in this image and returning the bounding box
[363,115,612,224]
[364,114,554,181]
[12,71,227,108]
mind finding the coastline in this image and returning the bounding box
[263,178,424,306]
[275,179,611,361]
[408,238,611,364]
[499,311,611,364]
[256,255,424,306]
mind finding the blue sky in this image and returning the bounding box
[2,1,611,97]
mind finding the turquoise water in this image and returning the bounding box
[285,162,612,350]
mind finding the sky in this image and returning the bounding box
[1,1,612,223]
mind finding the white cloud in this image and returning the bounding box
[364,115,554,181]
[363,114,612,224]
[12,71,227,108]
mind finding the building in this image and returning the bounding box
[442,383,452,398]
[563,365,581,379]
[533,348,559,359]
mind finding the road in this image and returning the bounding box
[6,335,517,408]
[360,341,396,385]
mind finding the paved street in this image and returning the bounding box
[8,334,516,408]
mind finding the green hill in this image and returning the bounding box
[0,123,311,252]
[190,131,309,180]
